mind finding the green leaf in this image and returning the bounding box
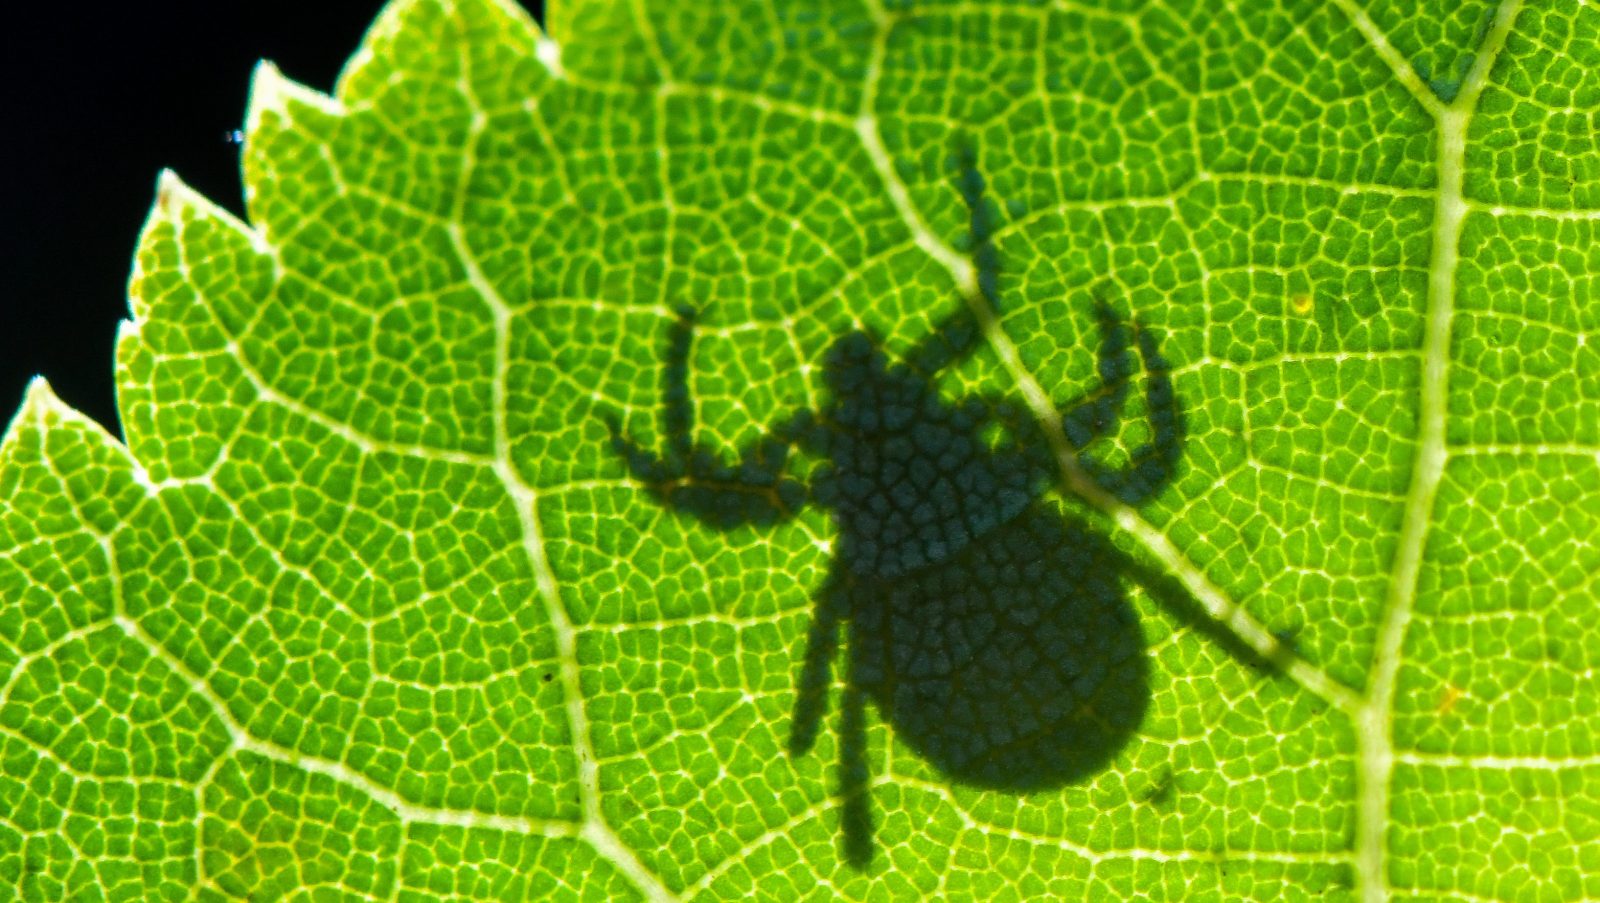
[3,0,1598,899]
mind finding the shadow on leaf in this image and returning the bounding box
[606,144,1207,866]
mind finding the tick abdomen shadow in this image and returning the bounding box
[841,505,1148,792]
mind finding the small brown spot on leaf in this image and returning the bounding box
[1436,685,1462,716]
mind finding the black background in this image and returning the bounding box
[2,1,544,437]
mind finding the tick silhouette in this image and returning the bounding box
[609,150,1182,865]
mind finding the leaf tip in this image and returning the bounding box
[3,377,60,453]
[20,376,59,416]
[152,169,215,224]
[249,57,285,88]
[2,376,130,472]
[245,58,339,138]
[148,169,258,251]
[25,377,121,438]
[153,168,185,217]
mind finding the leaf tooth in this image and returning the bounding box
[2,376,61,447]
[243,59,341,140]
[238,60,343,231]
[150,167,196,219]
[2,377,121,458]
[145,169,259,250]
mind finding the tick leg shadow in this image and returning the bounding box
[789,503,1151,866]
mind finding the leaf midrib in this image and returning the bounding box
[1353,3,1525,903]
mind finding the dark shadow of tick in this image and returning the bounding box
[607,145,1184,866]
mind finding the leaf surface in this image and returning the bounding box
[3,0,1598,900]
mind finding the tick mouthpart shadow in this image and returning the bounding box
[788,502,1150,865]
